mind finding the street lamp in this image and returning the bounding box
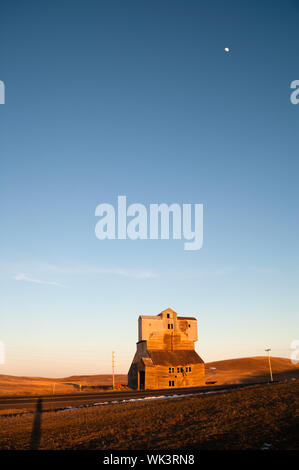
[265,348,273,382]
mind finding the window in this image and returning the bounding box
[186,367,188,372]
[167,313,170,318]
[172,380,174,386]
[169,367,172,373]
[177,367,180,373]
[168,323,173,329]
[180,367,184,373]
[189,367,192,372]
[169,380,172,386]
[169,380,174,387]
[188,324,191,328]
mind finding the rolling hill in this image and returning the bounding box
[205,356,299,384]
[0,356,297,396]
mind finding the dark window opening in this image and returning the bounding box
[139,371,145,390]
[189,367,192,372]
[167,313,170,318]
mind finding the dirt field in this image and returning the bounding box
[0,356,298,396]
[0,382,298,450]
[0,374,128,396]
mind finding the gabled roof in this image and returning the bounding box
[147,350,204,366]
[139,308,197,321]
[159,309,197,320]
[159,307,177,316]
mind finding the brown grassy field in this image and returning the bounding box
[0,374,128,396]
[0,382,297,450]
[0,356,298,396]
[205,356,299,384]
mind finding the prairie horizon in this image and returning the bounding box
[0,356,298,397]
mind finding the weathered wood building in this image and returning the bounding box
[128,308,205,389]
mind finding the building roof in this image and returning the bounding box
[139,315,197,320]
[177,316,197,321]
[141,357,154,367]
[139,315,161,319]
[147,350,204,366]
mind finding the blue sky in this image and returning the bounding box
[0,0,298,377]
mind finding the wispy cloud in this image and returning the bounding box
[50,265,158,279]
[12,264,157,283]
[94,267,157,279]
[14,273,64,287]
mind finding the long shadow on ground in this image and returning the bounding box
[30,398,42,450]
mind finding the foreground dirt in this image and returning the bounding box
[0,382,297,450]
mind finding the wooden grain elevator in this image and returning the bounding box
[128,308,205,390]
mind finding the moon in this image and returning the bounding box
[224,47,230,52]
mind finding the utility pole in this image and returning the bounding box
[265,348,273,382]
[112,351,115,390]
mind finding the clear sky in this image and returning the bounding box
[0,0,298,377]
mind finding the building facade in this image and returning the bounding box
[128,308,205,389]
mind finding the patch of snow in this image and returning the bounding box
[261,443,272,450]
[57,406,76,413]
[54,388,226,414]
